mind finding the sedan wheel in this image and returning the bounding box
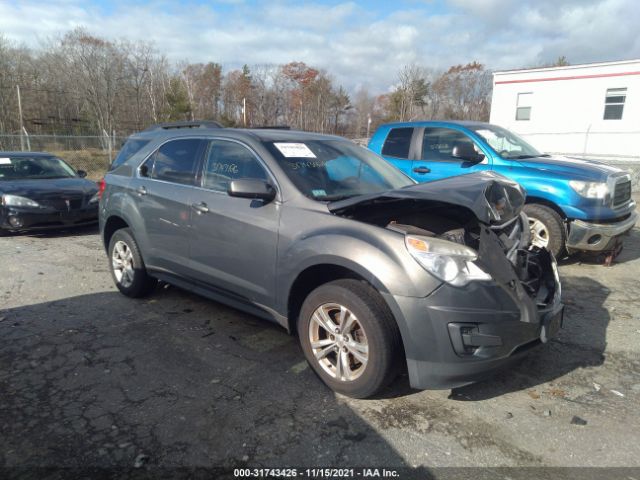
[309,303,369,382]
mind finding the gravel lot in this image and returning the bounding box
[1,206,640,477]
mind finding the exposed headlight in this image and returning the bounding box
[569,180,608,199]
[1,194,40,208]
[405,235,492,287]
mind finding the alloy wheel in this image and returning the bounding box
[112,240,135,288]
[308,302,369,382]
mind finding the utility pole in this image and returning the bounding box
[16,85,25,151]
[242,97,247,127]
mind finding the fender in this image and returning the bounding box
[275,227,442,315]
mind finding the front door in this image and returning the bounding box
[413,127,489,181]
[189,139,280,308]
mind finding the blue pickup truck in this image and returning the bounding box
[368,121,637,258]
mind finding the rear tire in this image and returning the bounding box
[523,204,566,258]
[297,279,402,399]
[108,228,157,297]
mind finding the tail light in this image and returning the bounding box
[97,178,106,199]
[89,178,106,204]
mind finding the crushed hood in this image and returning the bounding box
[328,171,526,225]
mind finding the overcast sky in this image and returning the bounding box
[1,0,639,92]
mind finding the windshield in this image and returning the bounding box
[469,124,545,159]
[0,156,77,180]
[264,139,414,201]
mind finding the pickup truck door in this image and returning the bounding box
[378,127,419,177]
[188,139,280,309]
[412,127,490,182]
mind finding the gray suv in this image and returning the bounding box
[99,122,563,398]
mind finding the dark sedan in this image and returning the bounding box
[0,152,99,234]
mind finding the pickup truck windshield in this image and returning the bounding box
[264,140,414,201]
[470,124,546,159]
[0,156,77,180]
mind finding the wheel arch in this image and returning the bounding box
[102,215,130,250]
[524,196,568,220]
[286,263,389,335]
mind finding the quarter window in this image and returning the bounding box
[515,92,532,121]
[421,128,478,161]
[381,128,413,159]
[604,88,626,120]
[147,138,205,185]
[202,140,268,193]
[111,138,150,170]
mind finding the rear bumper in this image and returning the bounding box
[567,211,637,251]
[0,205,98,232]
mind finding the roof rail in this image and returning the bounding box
[252,125,291,130]
[143,121,223,131]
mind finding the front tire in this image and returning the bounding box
[523,204,566,258]
[108,228,157,297]
[297,279,402,399]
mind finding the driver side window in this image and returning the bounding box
[422,128,479,161]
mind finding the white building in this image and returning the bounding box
[490,59,640,161]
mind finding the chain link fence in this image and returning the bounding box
[0,134,127,180]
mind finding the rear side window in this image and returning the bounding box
[202,140,268,193]
[111,139,150,169]
[381,128,413,159]
[146,138,205,185]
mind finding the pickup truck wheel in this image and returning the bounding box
[523,204,566,258]
[108,228,157,297]
[298,279,402,399]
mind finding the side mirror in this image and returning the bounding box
[77,170,87,178]
[228,179,276,202]
[452,142,484,163]
[139,164,149,177]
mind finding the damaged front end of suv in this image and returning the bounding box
[329,171,564,389]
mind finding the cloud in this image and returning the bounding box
[0,0,638,92]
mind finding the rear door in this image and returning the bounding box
[131,137,206,274]
[413,127,489,181]
[379,127,417,177]
[189,139,280,308]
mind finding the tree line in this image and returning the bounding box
[0,28,495,138]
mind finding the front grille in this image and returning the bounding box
[613,180,631,207]
[40,195,85,210]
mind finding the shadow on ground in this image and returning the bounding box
[2,223,100,239]
[0,288,428,476]
[449,275,611,401]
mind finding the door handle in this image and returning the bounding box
[137,186,147,196]
[413,167,431,174]
[192,202,209,214]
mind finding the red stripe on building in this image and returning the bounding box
[495,71,640,85]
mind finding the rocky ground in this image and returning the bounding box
[1,208,639,478]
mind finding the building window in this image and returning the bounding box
[515,92,532,121]
[604,88,626,120]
